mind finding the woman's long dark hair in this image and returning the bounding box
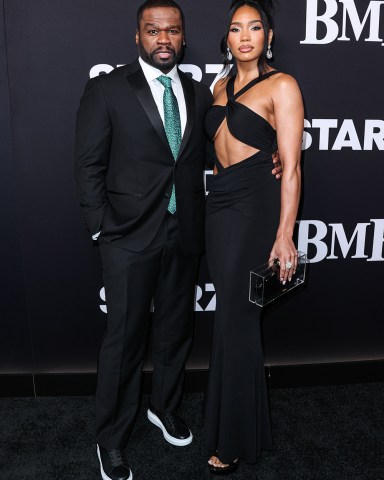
[221,0,274,77]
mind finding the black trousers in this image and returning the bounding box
[96,213,198,449]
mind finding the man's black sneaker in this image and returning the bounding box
[147,408,193,446]
[97,445,132,480]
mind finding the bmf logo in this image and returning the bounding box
[298,219,384,263]
[301,0,384,45]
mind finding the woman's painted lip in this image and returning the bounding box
[238,45,254,53]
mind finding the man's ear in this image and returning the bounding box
[135,29,139,45]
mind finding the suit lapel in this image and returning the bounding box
[177,71,195,160]
[126,62,172,157]
[126,61,196,161]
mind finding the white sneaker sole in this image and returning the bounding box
[97,445,133,480]
[147,409,193,446]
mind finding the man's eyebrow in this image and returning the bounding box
[143,22,181,29]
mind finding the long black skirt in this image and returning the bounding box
[203,151,280,464]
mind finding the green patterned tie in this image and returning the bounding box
[157,75,181,214]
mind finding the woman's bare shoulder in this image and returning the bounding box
[213,76,231,100]
[270,71,301,93]
[270,71,304,113]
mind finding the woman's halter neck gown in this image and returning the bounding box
[203,71,280,463]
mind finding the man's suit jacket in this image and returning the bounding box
[75,59,213,255]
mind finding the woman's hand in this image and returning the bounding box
[272,151,282,179]
[269,237,298,284]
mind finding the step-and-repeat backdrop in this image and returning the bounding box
[1,0,383,374]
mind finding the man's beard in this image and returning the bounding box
[138,41,182,72]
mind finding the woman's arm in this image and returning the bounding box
[269,75,304,283]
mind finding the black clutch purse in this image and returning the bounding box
[249,251,307,307]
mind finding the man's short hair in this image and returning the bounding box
[136,0,185,31]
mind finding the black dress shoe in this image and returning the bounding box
[147,408,193,446]
[97,445,132,480]
[208,457,239,475]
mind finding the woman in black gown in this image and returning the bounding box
[203,0,304,473]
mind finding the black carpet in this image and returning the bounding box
[1,383,383,480]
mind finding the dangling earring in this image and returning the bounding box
[266,45,273,60]
[226,47,233,61]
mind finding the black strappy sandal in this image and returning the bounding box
[208,457,239,475]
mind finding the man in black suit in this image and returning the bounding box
[75,1,211,479]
